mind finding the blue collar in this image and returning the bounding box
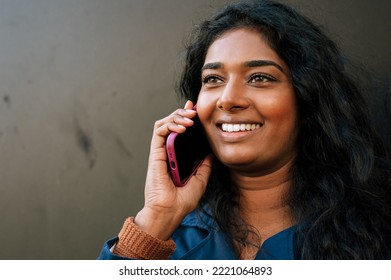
[176,209,295,260]
[256,225,295,259]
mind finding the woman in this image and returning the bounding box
[99,0,391,259]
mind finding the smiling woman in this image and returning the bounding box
[98,0,391,260]
[197,28,298,178]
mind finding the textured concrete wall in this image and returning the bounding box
[0,0,389,259]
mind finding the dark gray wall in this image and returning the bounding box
[0,0,389,259]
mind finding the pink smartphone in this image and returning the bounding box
[166,107,211,187]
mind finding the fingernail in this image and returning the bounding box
[184,100,191,108]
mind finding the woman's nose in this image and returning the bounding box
[216,80,250,112]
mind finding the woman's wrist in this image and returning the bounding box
[134,207,186,241]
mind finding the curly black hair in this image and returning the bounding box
[178,0,391,259]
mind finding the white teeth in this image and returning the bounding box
[221,123,261,132]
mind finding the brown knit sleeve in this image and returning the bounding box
[113,217,176,260]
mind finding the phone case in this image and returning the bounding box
[166,130,209,187]
[166,132,185,187]
[166,105,210,187]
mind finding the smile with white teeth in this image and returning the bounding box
[221,123,261,132]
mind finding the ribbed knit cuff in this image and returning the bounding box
[113,217,176,260]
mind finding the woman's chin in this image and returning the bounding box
[216,153,256,170]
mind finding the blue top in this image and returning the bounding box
[98,209,295,260]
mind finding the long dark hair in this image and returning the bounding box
[178,0,391,259]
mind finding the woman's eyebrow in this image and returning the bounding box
[201,62,223,71]
[201,60,285,73]
[245,60,285,73]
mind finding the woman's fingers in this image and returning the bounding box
[179,154,213,212]
[183,100,194,110]
[151,104,197,148]
[190,154,213,189]
[155,115,194,135]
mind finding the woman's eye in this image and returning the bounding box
[202,75,222,84]
[248,73,276,83]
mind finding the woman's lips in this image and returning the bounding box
[216,122,263,142]
[221,123,261,132]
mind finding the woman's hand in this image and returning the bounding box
[135,100,213,240]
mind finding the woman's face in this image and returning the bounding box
[197,28,299,176]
